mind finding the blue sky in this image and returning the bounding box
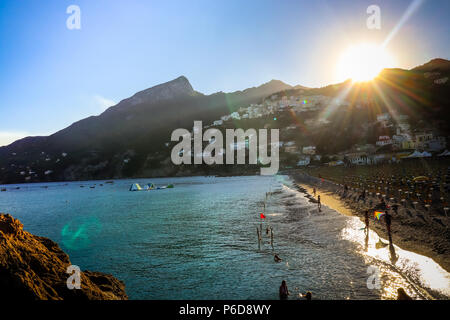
[0,0,449,146]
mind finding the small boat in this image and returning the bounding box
[146,183,174,190]
[1,188,6,192]
[129,183,174,191]
[129,183,143,191]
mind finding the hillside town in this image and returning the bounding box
[204,92,448,169]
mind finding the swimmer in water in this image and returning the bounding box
[274,254,282,262]
[279,280,289,300]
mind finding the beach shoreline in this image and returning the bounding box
[290,172,450,273]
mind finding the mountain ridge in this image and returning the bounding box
[1,58,448,184]
[1,77,294,149]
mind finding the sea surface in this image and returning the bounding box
[1,175,449,299]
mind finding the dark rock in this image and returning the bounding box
[0,214,128,300]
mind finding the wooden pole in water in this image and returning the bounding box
[270,227,274,250]
[257,227,261,250]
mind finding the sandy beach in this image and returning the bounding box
[290,172,450,273]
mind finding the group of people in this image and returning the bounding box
[276,188,323,300]
[281,185,406,300]
[279,280,312,301]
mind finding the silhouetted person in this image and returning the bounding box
[379,199,387,210]
[359,190,366,202]
[364,210,370,234]
[397,288,412,300]
[313,188,316,196]
[303,291,312,301]
[279,280,289,300]
[389,243,399,265]
[385,212,392,245]
[364,232,369,252]
[344,184,349,197]
[317,195,321,211]
[392,203,399,214]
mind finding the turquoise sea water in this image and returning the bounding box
[1,175,449,299]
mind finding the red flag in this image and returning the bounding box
[260,213,266,219]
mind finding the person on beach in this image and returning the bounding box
[344,184,349,197]
[364,210,370,234]
[313,188,316,197]
[392,203,399,214]
[375,198,388,212]
[279,280,289,300]
[358,189,366,202]
[397,288,412,300]
[385,212,392,245]
[301,291,312,301]
[317,195,321,211]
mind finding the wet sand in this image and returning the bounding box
[290,172,450,273]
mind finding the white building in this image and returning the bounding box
[377,113,391,122]
[434,77,448,84]
[347,153,368,165]
[376,136,393,147]
[425,137,446,151]
[230,112,241,120]
[285,146,299,154]
[297,156,310,166]
[302,146,316,155]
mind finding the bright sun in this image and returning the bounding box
[337,43,395,82]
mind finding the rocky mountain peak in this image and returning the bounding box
[119,76,196,108]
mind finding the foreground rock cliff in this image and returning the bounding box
[0,214,128,300]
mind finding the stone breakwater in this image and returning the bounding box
[0,213,128,300]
